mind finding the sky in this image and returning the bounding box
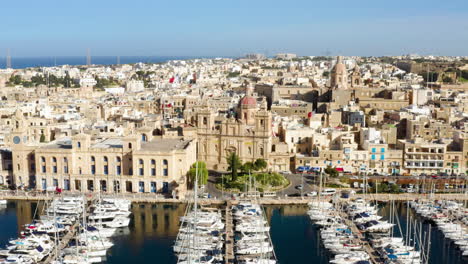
[1,0,468,57]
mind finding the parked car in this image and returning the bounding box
[306,191,317,197]
[295,184,303,190]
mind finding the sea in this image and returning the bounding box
[0,56,212,69]
[0,201,465,264]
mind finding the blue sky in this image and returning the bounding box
[1,0,468,57]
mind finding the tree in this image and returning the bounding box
[187,161,208,188]
[226,152,241,182]
[254,159,267,172]
[324,166,339,178]
[39,134,46,143]
[241,161,256,174]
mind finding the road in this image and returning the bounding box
[205,172,320,199]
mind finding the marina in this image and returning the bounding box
[0,197,466,264]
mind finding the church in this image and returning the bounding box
[194,85,290,172]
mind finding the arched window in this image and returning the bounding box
[163,159,168,176]
[128,143,132,149]
[41,156,46,163]
[103,156,109,175]
[77,142,81,148]
[52,157,57,173]
[138,159,144,176]
[91,156,96,175]
[116,157,122,175]
[141,134,147,142]
[63,157,69,174]
[151,159,156,176]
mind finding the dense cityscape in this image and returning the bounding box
[0,53,467,263]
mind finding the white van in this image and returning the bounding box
[262,192,276,197]
[321,188,336,196]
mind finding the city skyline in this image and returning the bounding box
[2,0,468,57]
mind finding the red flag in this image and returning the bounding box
[169,77,175,83]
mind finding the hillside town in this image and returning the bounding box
[0,54,467,198]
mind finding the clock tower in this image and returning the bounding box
[10,109,34,189]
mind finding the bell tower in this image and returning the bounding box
[10,109,33,188]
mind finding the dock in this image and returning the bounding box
[224,201,234,264]
[41,223,78,264]
[343,215,380,264]
[40,196,96,263]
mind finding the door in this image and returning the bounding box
[139,181,145,193]
[64,179,70,191]
[150,182,156,193]
[162,182,169,193]
[41,179,47,190]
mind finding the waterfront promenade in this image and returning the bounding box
[1,190,467,204]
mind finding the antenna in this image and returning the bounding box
[86,48,91,66]
[6,48,11,69]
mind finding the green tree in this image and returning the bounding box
[39,134,46,143]
[324,166,339,178]
[241,161,256,174]
[254,159,267,172]
[226,152,242,182]
[187,161,208,188]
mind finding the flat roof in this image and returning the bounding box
[140,138,191,152]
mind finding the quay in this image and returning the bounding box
[1,191,467,205]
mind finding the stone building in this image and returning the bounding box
[195,85,290,171]
[9,113,196,197]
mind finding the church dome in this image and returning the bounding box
[240,96,257,108]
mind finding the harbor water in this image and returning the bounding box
[0,200,465,263]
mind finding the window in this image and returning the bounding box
[77,142,81,148]
[371,148,376,153]
[52,157,57,163]
[381,148,385,153]
[103,156,108,162]
[128,143,132,149]
[91,165,96,175]
[371,154,376,160]
[151,159,156,176]
[139,159,144,165]
[53,179,58,187]
[42,165,46,173]
[141,134,147,142]
[139,181,145,193]
[380,154,385,160]
[151,182,157,193]
[163,159,168,176]
[91,156,95,162]
[41,156,46,163]
[104,165,109,175]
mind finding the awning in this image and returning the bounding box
[336,168,344,172]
